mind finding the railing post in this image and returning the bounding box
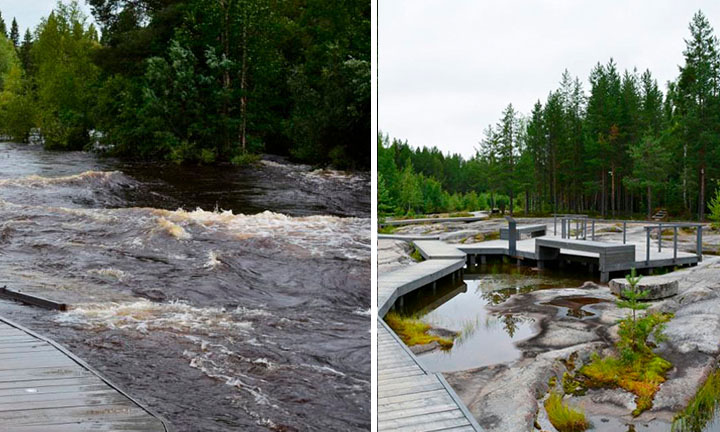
[623,221,627,244]
[553,215,557,236]
[561,218,566,239]
[646,228,650,264]
[673,226,678,262]
[697,226,703,262]
[591,220,595,241]
[576,219,580,239]
[506,216,517,257]
[658,223,662,253]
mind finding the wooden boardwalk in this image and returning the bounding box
[413,241,466,260]
[378,234,441,241]
[380,216,487,227]
[0,317,168,432]
[378,242,482,431]
[378,320,481,431]
[378,258,465,317]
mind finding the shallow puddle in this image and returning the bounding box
[394,263,588,372]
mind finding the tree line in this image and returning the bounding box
[0,0,369,169]
[380,11,720,220]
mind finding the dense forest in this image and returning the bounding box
[380,11,720,220]
[0,0,369,169]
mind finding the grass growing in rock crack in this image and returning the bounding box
[384,312,454,349]
[579,269,674,416]
[544,392,589,432]
[672,368,720,431]
[410,248,424,262]
[378,225,397,234]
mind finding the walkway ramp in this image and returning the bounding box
[413,241,466,260]
[0,317,168,432]
[378,320,481,432]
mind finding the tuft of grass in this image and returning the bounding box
[580,349,672,416]
[230,153,261,166]
[485,231,500,241]
[544,392,589,432]
[384,312,454,349]
[563,372,587,396]
[410,248,424,262]
[449,211,474,218]
[672,369,720,431]
[378,225,396,234]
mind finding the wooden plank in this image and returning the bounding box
[0,317,168,431]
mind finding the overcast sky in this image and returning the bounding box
[1,0,94,36]
[379,0,720,158]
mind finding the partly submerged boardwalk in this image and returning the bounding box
[0,317,168,431]
[378,245,481,431]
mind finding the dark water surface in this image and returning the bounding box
[395,263,588,373]
[0,142,370,431]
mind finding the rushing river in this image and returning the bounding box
[0,142,370,431]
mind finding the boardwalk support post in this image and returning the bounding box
[673,226,678,263]
[646,228,651,264]
[623,222,627,244]
[658,223,662,252]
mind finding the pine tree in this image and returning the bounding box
[19,29,31,72]
[677,10,720,221]
[0,12,6,38]
[9,18,18,47]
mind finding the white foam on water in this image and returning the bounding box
[204,251,222,269]
[152,207,370,261]
[55,300,252,335]
[87,268,127,282]
[0,170,134,188]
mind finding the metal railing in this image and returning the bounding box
[555,215,704,263]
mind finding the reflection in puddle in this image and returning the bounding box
[543,296,606,319]
[394,263,588,373]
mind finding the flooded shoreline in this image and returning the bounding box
[0,142,370,431]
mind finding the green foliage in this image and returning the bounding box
[0,0,368,168]
[580,269,673,416]
[32,1,100,150]
[709,185,720,229]
[544,392,589,432]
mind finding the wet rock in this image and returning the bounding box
[581,281,601,290]
[677,285,716,304]
[664,297,720,355]
[132,288,167,302]
[609,277,678,300]
[524,320,600,349]
[427,327,459,339]
[410,341,439,354]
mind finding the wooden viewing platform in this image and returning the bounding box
[0,316,169,431]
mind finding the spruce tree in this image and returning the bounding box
[0,12,6,38]
[9,18,18,47]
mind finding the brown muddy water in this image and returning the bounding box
[0,142,370,431]
[394,263,590,373]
